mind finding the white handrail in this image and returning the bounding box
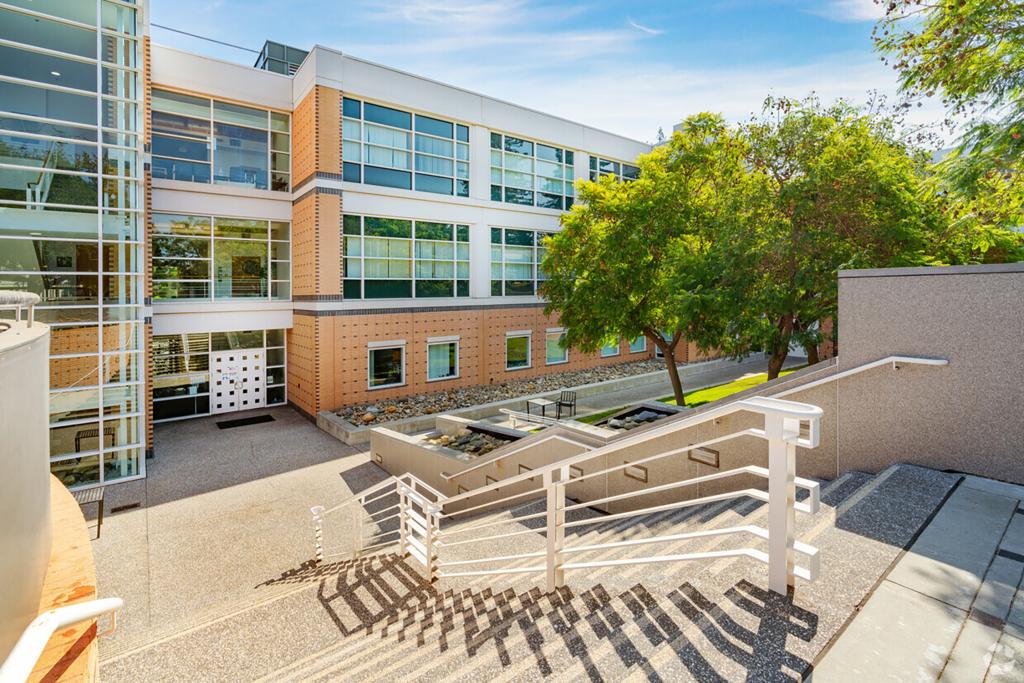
[440,396,822,507]
[0,597,122,683]
[441,433,595,482]
[773,355,947,398]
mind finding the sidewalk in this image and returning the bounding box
[571,355,805,416]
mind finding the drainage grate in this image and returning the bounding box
[110,502,141,514]
[216,414,276,429]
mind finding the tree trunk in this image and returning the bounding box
[804,341,820,366]
[649,329,686,406]
[664,346,686,407]
[767,314,794,380]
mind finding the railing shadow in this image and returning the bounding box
[264,551,819,680]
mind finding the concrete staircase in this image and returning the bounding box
[99,463,967,682]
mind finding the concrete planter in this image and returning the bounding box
[317,356,757,446]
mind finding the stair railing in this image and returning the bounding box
[315,396,823,596]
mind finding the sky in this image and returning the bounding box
[149,0,945,144]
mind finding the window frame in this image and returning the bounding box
[490,131,575,210]
[505,331,532,371]
[367,342,406,389]
[149,86,291,192]
[601,338,621,357]
[545,328,569,365]
[342,96,469,197]
[490,226,554,297]
[629,336,647,353]
[426,337,460,382]
[589,155,640,183]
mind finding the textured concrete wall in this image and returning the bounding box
[836,265,1024,482]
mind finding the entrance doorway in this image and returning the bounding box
[210,349,266,414]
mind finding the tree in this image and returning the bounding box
[728,96,942,379]
[874,0,1024,193]
[542,114,746,405]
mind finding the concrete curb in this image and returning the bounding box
[317,356,761,446]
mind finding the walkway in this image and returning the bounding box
[812,476,1024,681]
[93,406,378,661]
[571,355,806,417]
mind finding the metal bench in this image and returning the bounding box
[72,486,105,539]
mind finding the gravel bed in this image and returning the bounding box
[336,358,670,425]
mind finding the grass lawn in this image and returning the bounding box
[659,366,804,408]
[575,365,805,424]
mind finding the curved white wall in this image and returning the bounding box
[0,321,51,659]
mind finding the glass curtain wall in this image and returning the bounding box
[0,0,145,488]
[151,212,290,301]
[490,227,554,296]
[152,329,286,421]
[490,133,575,209]
[343,215,469,299]
[150,88,291,191]
[342,97,469,197]
[589,156,640,182]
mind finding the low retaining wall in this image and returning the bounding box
[318,356,759,445]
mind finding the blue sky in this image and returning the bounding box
[150,0,942,143]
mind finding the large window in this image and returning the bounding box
[490,227,553,296]
[506,333,532,370]
[629,336,647,353]
[343,215,469,299]
[427,339,459,381]
[342,97,469,197]
[369,344,405,389]
[151,213,290,301]
[589,156,640,182]
[150,88,291,192]
[0,1,145,488]
[546,330,568,365]
[152,329,286,421]
[490,133,575,210]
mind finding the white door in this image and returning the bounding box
[210,349,266,414]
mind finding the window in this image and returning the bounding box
[369,345,405,388]
[490,132,575,209]
[589,156,640,182]
[490,227,554,296]
[427,340,459,381]
[151,213,290,301]
[629,336,647,353]
[601,338,621,357]
[342,215,469,299]
[150,88,290,191]
[343,97,469,197]
[546,330,568,365]
[506,333,531,370]
[152,329,287,421]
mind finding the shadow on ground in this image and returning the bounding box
[259,553,818,681]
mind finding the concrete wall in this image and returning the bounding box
[835,264,1024,481]
[0,322,52,659]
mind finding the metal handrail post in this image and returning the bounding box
[767,413,798,594]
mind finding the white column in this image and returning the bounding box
[545,466,567,592]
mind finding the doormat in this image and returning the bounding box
[216,414,275,429]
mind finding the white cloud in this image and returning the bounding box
[628,18,663,36]
[805,0,885,23]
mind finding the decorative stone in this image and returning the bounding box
[361,412,376,423]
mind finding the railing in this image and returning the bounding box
[0,597,122,683]
[314,395,824,596]
[0,291,40,328]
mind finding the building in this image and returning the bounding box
[0,0,674,490]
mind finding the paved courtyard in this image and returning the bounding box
[93,406,381,661]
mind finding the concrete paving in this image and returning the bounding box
[812,475,1024,682]
[93,406,380,659]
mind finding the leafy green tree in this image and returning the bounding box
[729,96,943,379]
[874,0,1024,191]
[542,114,746,405]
